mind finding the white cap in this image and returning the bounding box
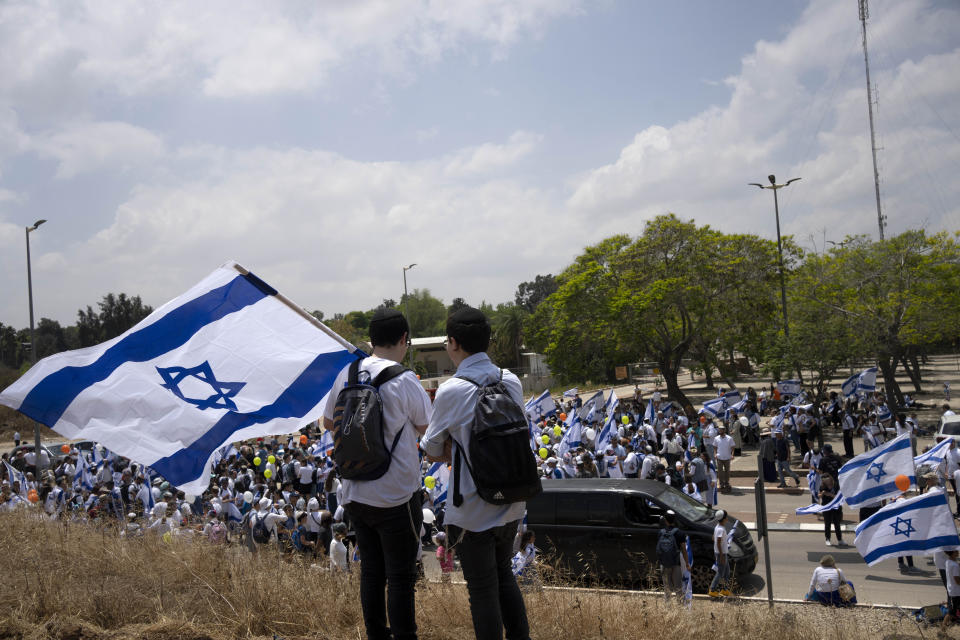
[259,497,272,510]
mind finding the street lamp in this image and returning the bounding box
[25,218,46,476]
[749,175,800,338]
[402,263,416,367]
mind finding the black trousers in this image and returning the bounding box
[842,430,855,458]
[448,520,530,640]
[346,493,423,640]
[824,508,843,542]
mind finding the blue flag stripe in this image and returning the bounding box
[839,437,911,473]
[861,534,960,565]
[845,477,916,507]
[150,348,358,486]
[18,274,268,427]
[856,490,944,535]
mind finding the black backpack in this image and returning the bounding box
[452,370,542,507]
[331,358,408,481]
[251,514,271,544]
[656,527,681,566]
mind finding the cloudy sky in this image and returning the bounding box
[1,0,958,329]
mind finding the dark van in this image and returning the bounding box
[526,479,757,592]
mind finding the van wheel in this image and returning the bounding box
[690,564,713,594]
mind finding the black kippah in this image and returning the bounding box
[448,306,486,325]
[370,307,403,324]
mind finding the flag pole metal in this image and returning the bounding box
[229,262,360,354]
[755,453,774,607]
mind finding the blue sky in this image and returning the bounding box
[1,0,958,329]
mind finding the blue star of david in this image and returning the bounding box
[866,461,887,483]
[890,515,916,538]
[156,361,245,411]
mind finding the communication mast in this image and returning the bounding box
[859,0,885,240]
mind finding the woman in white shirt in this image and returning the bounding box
[807,554,852,606]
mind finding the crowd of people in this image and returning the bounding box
[2,308,957,634]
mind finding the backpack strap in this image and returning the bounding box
[347,358,362,385]
[372,364,408,387]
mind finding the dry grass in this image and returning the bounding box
[0,513,949,640]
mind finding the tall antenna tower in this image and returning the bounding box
[859,0,885,240]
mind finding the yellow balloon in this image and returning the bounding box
[539,447,549,459]
[553,426,562,437]
[253,457,261,466]
[541,434,550,444]
[264,469,273,479]
[162,532,172,544]
[424,476,436,489]
[267,455,276,465]
[621,415,630,425]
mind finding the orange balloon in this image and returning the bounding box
[559,413,567,422]
[28,492,39,503]
[300,435,308,445]
[60,444,70,454]
[894,474,911,492]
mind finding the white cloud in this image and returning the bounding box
[567,0,960,242]
[31,121,165,179]
[443,130,542,176]
[0,0,584,102]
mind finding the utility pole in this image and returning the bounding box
[25,219,47,477]
[402,263,416,368]
[859,0,885,240]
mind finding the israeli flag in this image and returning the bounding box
[555,414,583,459]
[0,261,360,495]
[594,413,616,454]
[73,450,95,493]
[807,468,820,502]
[839,433,915,509]
[840,372,860,398]
[525,390,556,423]
[876,404,892,423]
[578,390,604,422]
[915,438,952,469]
[643,399,656,424]
[3,461,29,500]
[857,367,878,393]
[700,396,727,418]
[563,388,578,398]
[778,379,801,398]
[796,491,844,515]
[137,481,155,512]
[855,489,960,566]
[224,500,243,524]
[429,463,450,504]
[603,388,619,416]
[317,429,334,457]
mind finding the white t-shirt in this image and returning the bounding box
[622,452,639,475]
[322,356,432,509]
[713,435,735,460]
[713,523,728,555]
[948,558,960,597]
[330,538,349,571]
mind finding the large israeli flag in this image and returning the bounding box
[643,399,656,424]
[854,489,960,566]
[0,261,359,495]
[796,491,844,515]
[525,389,556,423]
[594,413,616,453]
[840,372,860,398]
[555,413,583,459]
[603,388,619,416]
[839,433,915,509]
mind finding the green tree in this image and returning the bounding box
[77,293,154,347]
[402,288,447,337]
[795,230,960,408]
[34,318,68,359]
[515,274,557,313]
[448,297,469,315]
[491,303,528,370]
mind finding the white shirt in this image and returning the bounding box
[713,435,735,460]
[948,559,960,597]
[810,566,845,593]
[713,523,728,555]
[640,454,656,479]
[421,352,526,532]
[622,452,639,475]
[946,448,960,476]
[330,538,349,571]
[322,356,432,509]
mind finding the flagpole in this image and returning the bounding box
[755,454,774,607]
[229,263,360,354]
